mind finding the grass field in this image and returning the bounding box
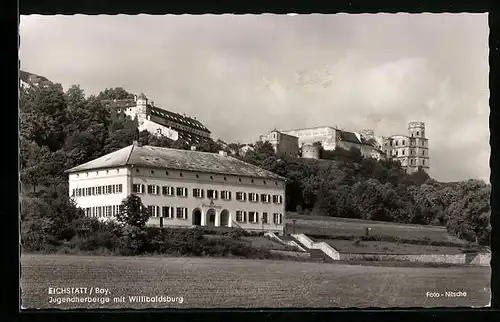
[286,213,464,243]
[21,254,490,309]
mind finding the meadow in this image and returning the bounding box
[286,213,465,243]
[21,254,490,309]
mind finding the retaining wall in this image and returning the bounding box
[270,250,311,258]
[339,252,490,266]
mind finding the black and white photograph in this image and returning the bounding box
[19,13,491,309]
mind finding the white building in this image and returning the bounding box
[101,93,211,146]
[65,142,286,235]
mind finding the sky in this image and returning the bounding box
[19,13,489,183]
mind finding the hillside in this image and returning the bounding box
[20,70,53,89]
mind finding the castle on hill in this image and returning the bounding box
[260,121,429,174]
[101,93,212,146]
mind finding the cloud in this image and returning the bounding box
[19,13,489,182]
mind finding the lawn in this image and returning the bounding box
[319,239,468,255]
[20,254,490,309]
[286,213,464,243]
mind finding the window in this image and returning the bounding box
[147,185,159,195]
[91,187,96,195]
[162,186,175,196]
[112,185,116,193]
[260,194,271,203]
[273,213,283,225]
[106,206,112,217]
[176,207,188,219]
[236,192,247,201]
[176,187,188,197]
[395,141,398,146]
[162,206,174,219]
[262,212,268,224]
[147,205,159,217]
[411,149,414,155]
[411,159,415,165]
[422,150,425,156]
[221,190,232,200]
[402,150,405,155]
[236,211,246,223]
[423,160,426,165]
[402,140,405,145]
[72,189,76,197]
[248,211,259,223]
[207,189,218,199]
[272,195,283,204]
[133,184,144,194]
[180,173,183,177]
[416,131,419,136]
[98,207,103,218]
[96,186,102,195]
[116,184,123,193]
[193,188,204,198]
[395,151,398,156]
[249,193,258,202]
[86,188,92,196]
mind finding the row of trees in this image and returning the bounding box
[19,82,491,246]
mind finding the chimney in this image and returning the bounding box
[134,95,138,102]
[191,146,197,151]
[219,150,228,156]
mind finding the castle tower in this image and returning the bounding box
[407,121,429,173]
[134,92,149,126]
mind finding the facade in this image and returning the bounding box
[259,129,300,157]
[66,142,286,235]
[101,93,211,146]
[301,144,321,159]
[381,121,430,173]
[280,126,386,160]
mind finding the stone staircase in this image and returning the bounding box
[271,233,340,263]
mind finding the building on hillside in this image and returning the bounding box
[278,126,386,160]
[238,144,254,157]
[101,93,212,146]
[380,121,429,174]
[259,129,300,157]
[65,142,286,235]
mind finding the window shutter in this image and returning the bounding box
[171,207,174,218]
[141,184,145,193]
[156,186,160,194]
[215,191,218,199]
[183,208,187,219]
[201,189,204,198]
[229,191,232,200]
[156,206,160,217]
[279,214,283,224]
[184,188,188,196]
[244,211,247,222]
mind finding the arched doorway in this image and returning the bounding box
[192,209,202,226]
[206,208,216,227]
[220,209,229,227]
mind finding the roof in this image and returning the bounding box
[65,143,285,181]
[138,92,148,100]
[149,106,211,133]
[338,130,362,144]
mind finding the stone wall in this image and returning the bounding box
[270,250,311,258]
[339,253,490,266]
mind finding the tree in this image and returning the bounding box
[97,87,135,100]
[116,195,151,228]
[20,83,68,151]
